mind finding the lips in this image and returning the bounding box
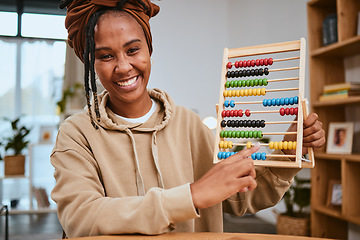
[116,76,138,87]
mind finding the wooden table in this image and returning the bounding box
[68,232,335,240]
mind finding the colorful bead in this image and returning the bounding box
[245,109,251,117]
[269,141,274,149]
[247,142,252,149]
[227,62,232,69]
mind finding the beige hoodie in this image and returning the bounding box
[51,89,298,238]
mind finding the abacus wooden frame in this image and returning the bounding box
[213,38,314,168]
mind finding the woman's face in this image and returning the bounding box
[94,12,151,113]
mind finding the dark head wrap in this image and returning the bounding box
[61,0,160,61]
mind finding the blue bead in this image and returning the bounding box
[261,152,266,160]
[224,100,229,107]
[267,99,272,106]
[225,152,231,158]
[280,98,285,105]
[276,98,281,106]
[271,98,276,106]
[263,99,267,107]
[285,97,289,105]
[256,152,261,160]
[221,152,226,159]
[251,153,256,160]
[230,100,235,108]
[294,96,299,104]
[289,97,294,105]
[218,152,223,159]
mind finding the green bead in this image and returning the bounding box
[226,81,230,88]
[263,79,268,86]
[248,131,253,138]
[220,131,225,138]
[241,80,246,87]
[258,131,263,138]
[240,131,245,138]
[258,79,263,86]
[253,131,258,138]
[234,80,238,87]
[244,131,249,138]
[236,131,241,138]
[245,80,250,87]
[230,81,234,87]
[250,80,254,87]
[223,131,228,138]
[231,131,236,138]
[254,79,259,86]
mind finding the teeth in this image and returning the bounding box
[116,77,137,87]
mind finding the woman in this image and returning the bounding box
[52,0,325,237]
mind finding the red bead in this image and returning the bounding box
[264,58,268,66]
[268,58,273,65]
[242,61,246,67]
[294,107,298,115]
[285,108,290,115]
[247,60,251,67]
[280,108,285,116]
[245,109,251,117]
[289,107,294,115]
[256,59,260,66]
[230,110,234,117]
[239,61,243,67]
[259,59,264,66]
[227,62,232,69]
[235,61,239,68]
[250,60,255,67]
[238,109,243,117]
[222,110,226,117]
[226,110,230,117]
[234,110,238,117]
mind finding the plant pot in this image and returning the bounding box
[276,214,310,236]
[4,155,25,176]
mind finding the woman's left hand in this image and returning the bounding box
[283,112,326,155]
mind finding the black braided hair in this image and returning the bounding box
[82,0,149,129]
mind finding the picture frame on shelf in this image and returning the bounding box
[326,179,342,207]
[326,122,354,154]
[38,125,56,144]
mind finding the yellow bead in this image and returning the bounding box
[223,90,228,97]
[274,141,279,150]
[261,88,266,96]
[293,141,297,150]
[244,89,249,96]
[269,141,274,149]
[283,141,288,150]
[240,89,245,97]
[247,142,252,149]
[288,141,293,150]
[257,88,261,96]
[236,90,240,97]
[278,141,283,150]
[224,141,228,148]
[231,90,236,97]
[228,141,233,148]
[219,141,224,148]
[248,88,253,96]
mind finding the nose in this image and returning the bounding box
[114,56,132,74]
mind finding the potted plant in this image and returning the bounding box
[1,117,31,176]
[276,175,311,236]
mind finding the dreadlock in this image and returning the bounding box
[65,0,149,129]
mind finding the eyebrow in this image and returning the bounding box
[95,39,141,51]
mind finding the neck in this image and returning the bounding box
[108,93,152,118]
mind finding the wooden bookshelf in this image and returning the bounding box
[307,0,360,239]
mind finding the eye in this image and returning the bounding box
[97,54,113,61]
[127,47,140,55]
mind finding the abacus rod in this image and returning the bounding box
[273,56,300,62]
[269,67,299,72]
[232,101,264,105]
[266,87,299,92]
[267,77,299,83]
[266,121,297,124]
[267,154,296,158]
[263,132,297,135]
[251,110,295,114]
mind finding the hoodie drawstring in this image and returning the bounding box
[152,131,165,189]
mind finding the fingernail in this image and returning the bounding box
[254,142,260,148]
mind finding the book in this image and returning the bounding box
[33,187,50,208]
[319,90,360,102]
[323,82,360,93]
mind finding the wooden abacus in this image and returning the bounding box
[214,38,314,168]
